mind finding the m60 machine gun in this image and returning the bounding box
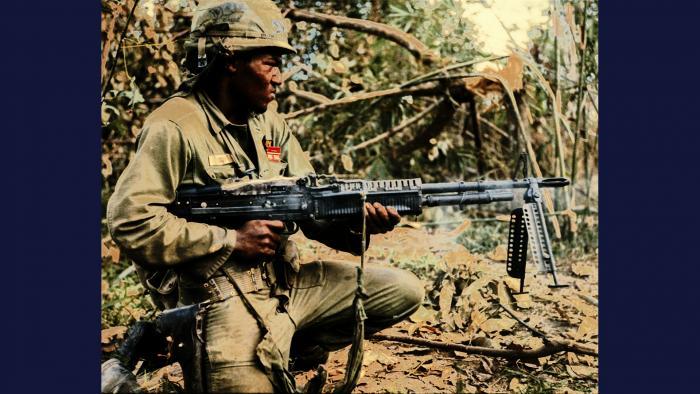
[169,173,570,290]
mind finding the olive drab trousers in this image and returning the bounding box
[203,260,424,393]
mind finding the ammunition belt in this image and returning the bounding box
[180,262,274,305]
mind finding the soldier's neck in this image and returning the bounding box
[202,81,250,125]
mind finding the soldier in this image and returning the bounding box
[106,0,424,392]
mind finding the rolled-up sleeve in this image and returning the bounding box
[106,120,236,279]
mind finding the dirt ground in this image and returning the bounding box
[291,223,599,394]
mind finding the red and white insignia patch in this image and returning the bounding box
[266,146,281,162]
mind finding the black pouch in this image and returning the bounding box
[102,304,206,393]
[155,304,208,393]
[135,265,179,310]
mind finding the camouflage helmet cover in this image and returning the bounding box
[190,0,296,55]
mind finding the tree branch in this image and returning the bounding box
[393,99,457,157]
[286,9,439,64]
[101,6,119,83]
[282,74,480,120]
[467,95,486,176]
[370,333,598,359]
[282,81,449,119]
[288,87,332,104]
[344,99,442,153]
[101,0,141,100]
[480,117,512,140]
[400,56,508,88]
[369,298,598,361]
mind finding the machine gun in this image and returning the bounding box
[168,174,570,290]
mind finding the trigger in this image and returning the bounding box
[282,221,299,235]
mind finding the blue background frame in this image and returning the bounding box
[599,2,700,391]
[8,2,101,392]
[7,1,699,392]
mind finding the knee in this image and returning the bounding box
[394,269,425,313]
[369,267,425,321]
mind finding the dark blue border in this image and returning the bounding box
[7,1,700,392]
[8,2,101,393]
[600,1,700,392]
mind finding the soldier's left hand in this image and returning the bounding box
[364,202,401,234]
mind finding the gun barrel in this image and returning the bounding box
[422,190,514,207]
[420,177,569,194]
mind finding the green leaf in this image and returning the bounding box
[123,77,145,108]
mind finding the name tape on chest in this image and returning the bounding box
[208,153,235,166]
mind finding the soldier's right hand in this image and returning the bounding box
[232,220,285,261]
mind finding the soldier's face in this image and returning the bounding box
[229,50,283,114]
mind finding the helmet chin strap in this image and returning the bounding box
[197,36,208,69]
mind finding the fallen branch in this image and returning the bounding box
[576,293,599,306]
[286,8,439,64]
[370,333,597,359]
[498,302,547,339]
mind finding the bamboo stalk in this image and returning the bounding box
[570,0,590,206]
[467,96,486,176]
[519,56,575,141]
[586,125,598,211]
[496,80,562,238]
[552,32,570,212]
[583,107,591,210]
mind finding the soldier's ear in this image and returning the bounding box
[222,54,241,74]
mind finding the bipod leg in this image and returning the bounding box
[548,270,569,289]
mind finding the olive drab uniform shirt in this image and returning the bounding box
[106,89,316,285]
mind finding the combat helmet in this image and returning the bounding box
[186,0,295,72]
